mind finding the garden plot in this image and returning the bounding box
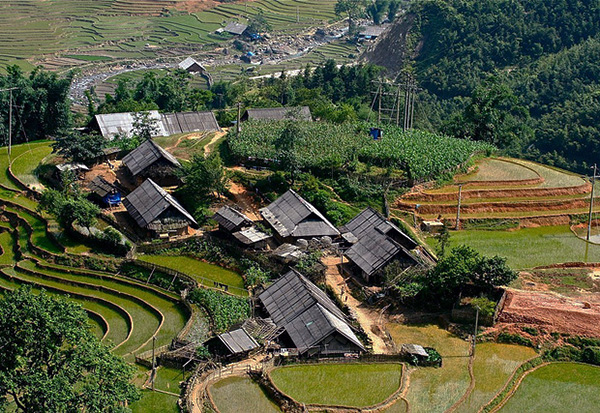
[500,363,600,412]
[210,376,282,413]
[269,363,403,407]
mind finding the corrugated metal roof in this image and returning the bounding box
[179,57,206,72]
[56,163,89,172]
[243,106,312,121]
[233,227,271,244]
[401,343,429,357]
[359,24,390,37]
[123,178,197,229]
[260,189,339,239]
[161,111,220,135]
[258,269,364,353]
[217,328,259,354]
[94,111,219,139]
[94,111,167,140]
[213,206,253,232]
[224,21,248,35]
[122,139,181,177]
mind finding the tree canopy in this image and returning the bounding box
[0,287,139,412]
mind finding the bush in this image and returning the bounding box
[497,332,534,347]
[582,347,600,365]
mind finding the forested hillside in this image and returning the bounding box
[364,0,600,172]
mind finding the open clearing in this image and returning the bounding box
[270,363,402,407]
[210,376,282,413]
[500,363,600,412]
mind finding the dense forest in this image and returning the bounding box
[366,0,600,173]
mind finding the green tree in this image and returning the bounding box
[247,9,272,34]
[132,111,159,141]
[275,118,308,184]
[0,287,139,412]
[39,189,100,232]
[335,0,367,35]
[52,130,105,163]
[178,153,228,202]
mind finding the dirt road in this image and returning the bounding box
[322,255,391,354]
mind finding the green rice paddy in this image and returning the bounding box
[500,363,600,412]
[436,225,600,269]
[270,363,403,407]
[139,254,247,294]
[210,376,282,413]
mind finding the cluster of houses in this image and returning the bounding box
[210,189,435,358]
[74,104,313,239]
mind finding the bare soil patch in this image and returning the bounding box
[497,289,600,337]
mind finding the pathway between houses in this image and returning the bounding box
[322,254,391,354]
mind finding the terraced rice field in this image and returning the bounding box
[270,363,403,407]
[139,254,247,295]
[0,0,338,69]
[399,157,597,220]
[210,376,282,413]
[0,141,192,411]
[500,363,600,412]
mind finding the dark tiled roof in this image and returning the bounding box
[122,139,181,177]
[123,179,197,229]
[213,205,253,232]
[88,176,119,198]
[217,328,259,354]
[260,189,339,239]
[342,208,419,276]
[243,106,312,121]
[258,269,364,353]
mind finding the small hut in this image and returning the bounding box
[212,206,253,233]
[123,179,197,239]
[121,139,181,186]
[204,328,259,361]
[87,176,122,207]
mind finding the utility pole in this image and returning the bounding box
[1,87,18,156]
[587,163,598,241]
[236,101,242,136]
[472,306,479,357]
[151,336,156,391]
[297,6,300,23]
[456,184,463,230]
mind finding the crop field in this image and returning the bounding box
[230,121,494,181]
[432,225,600,269]
[270,363,403,407]
[139,254,247,295]
[500,363,600,412]
[455,158,539,182]
[0,0,338,70]
[210,376,282,413]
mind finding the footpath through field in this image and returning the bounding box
[322,255,390,354]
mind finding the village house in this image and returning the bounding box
[258,269,365,356]
[223,21,248,36]
[178,57,207,74]
[91,110,220,140]
[87,176,122,208]
[213,205,271,249]
[121,139,181,186]
[122,178,197,239]
[204,328,259,361]
[340,207,426,283]
[260,189,340,243]
[241,106,312,122]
